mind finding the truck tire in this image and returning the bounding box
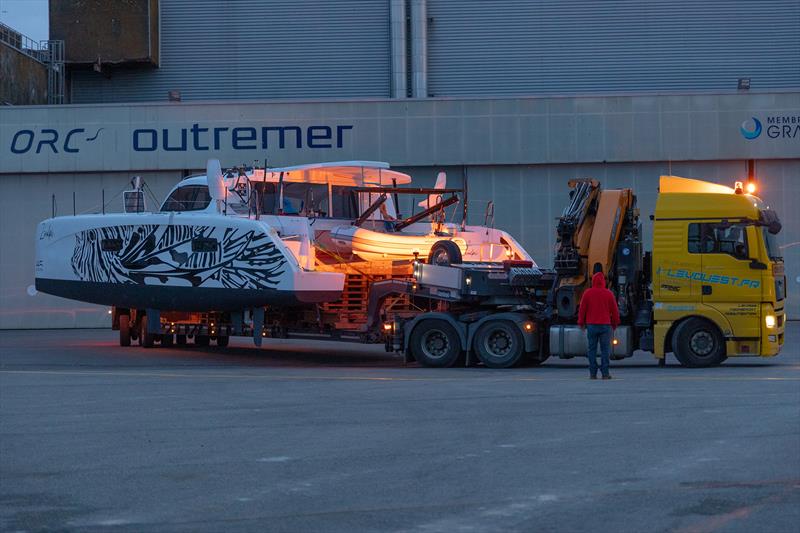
[161,333,174,347]
[672,317,725,368]
[409,319,462,368]
[473,320,525,368]
[216,336,230,347]
[119,314,131,347]
[175,334,187,346]
[140,317,155,348]
[428,240,462,266]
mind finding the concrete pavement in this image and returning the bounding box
[1,327,798,532]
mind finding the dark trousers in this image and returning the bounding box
[587,324,612,378]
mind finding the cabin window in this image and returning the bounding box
[192,237,218,252]
[688,223,749,259]
[254,182,331,216]
[331,186,358,218]
[253,182,277,214]
[101,238,123,252]
[161,185,212,212]
[284,183,329,216]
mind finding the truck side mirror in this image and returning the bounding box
[749,259,767,270]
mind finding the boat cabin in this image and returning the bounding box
[160,161,412,222]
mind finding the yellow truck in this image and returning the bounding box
[389,174,786,369]
[650,176,785,366]
[547,175,786,367]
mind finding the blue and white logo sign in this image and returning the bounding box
[740,117,762,140]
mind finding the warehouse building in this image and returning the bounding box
[1,0,798,328]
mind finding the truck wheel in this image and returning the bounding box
[140,317,155,348]
[409,319,462,367]
[673,317,725,368]
[428,240,462,266]
[175,334,187,346]
[119,315,131,347]
[161,333,174,347]
[216,336,229,347]
[195,335,210,347]
[474,320,525,368]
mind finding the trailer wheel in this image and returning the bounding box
[160,333,174,347]
[175,334,187,346]
[428,240,462,266]
[474,320,525,368]
[119,315,131,347]
[409,319,462,367]
[140,317,155,348]
[216,336,229,347]
[673,317,725,368]
[195,335,210,347]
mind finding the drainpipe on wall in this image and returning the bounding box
[390,0,407,98]
[410,0,427,98]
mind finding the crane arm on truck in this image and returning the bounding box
[551,179,640,321]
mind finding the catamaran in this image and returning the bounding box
[35,160,533,316]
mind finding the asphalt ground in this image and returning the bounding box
[1,326,798,533]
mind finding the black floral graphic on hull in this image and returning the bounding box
[71,224,286,289]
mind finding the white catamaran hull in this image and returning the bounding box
[35,213,344,311]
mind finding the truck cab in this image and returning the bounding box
[652,176,785,366]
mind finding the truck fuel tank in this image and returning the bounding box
[549,325,633,359]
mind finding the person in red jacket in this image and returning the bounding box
[578,269,620,379]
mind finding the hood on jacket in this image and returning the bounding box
[591,271,606,288]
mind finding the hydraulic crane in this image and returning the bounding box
[550,179,649,325]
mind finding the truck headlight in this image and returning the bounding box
[765,314,776,328]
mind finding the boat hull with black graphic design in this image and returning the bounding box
[35,213,345,310]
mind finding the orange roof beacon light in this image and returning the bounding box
[746,182,757,195]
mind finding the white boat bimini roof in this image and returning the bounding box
[248,161,412,186]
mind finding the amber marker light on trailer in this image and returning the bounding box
[612,338,619,345]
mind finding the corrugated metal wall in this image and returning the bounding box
[427,0,800,96]
[70,0,800,102]
[70,0,391,103]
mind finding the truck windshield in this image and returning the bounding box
[762,228,782,261]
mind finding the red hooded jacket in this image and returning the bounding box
[577,272,620,328]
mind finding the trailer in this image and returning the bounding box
[109,174,786,369]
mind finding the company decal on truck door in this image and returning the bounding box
[71,224,286,289]
[657,267,760,289]
[725,303,758,317]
